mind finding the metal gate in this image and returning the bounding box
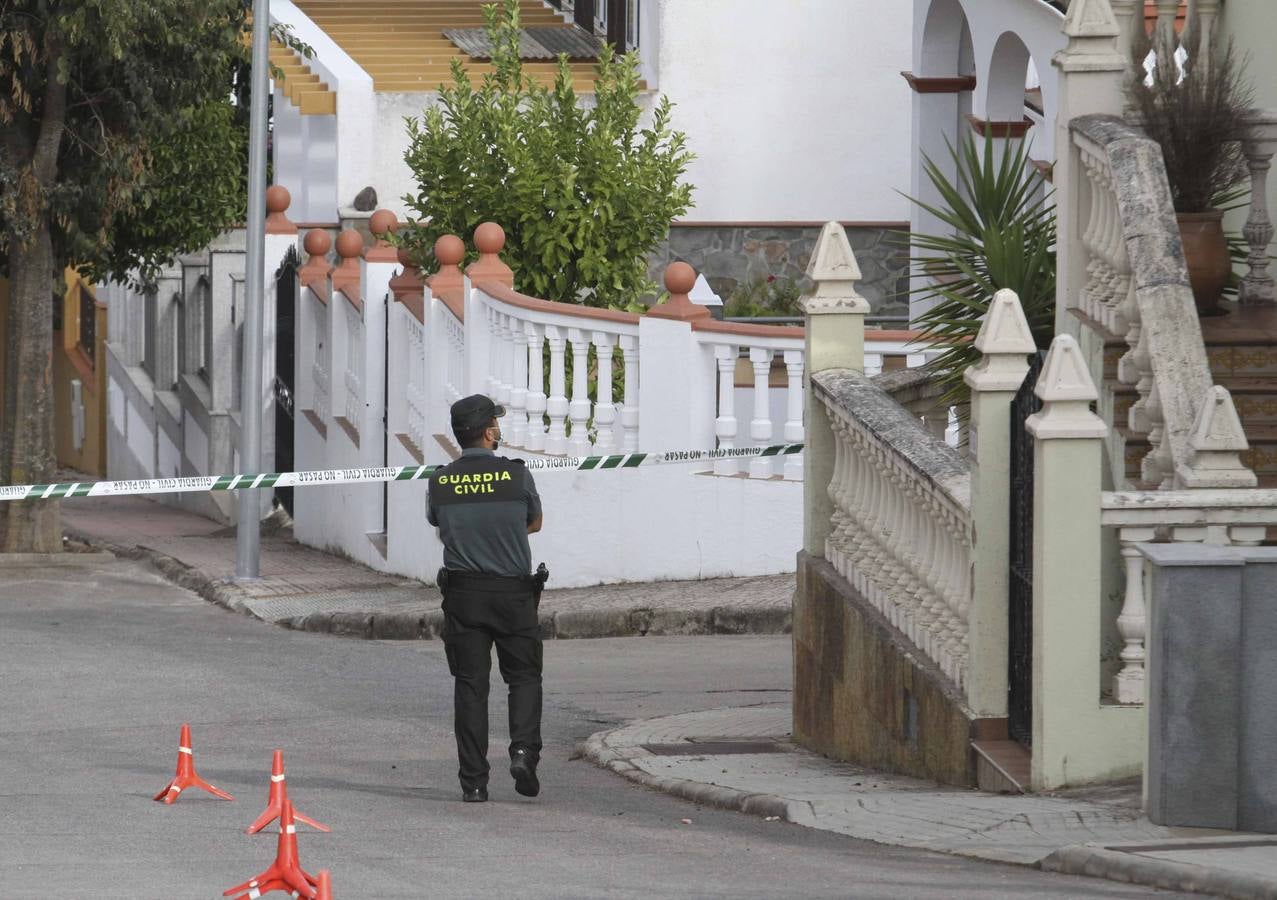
[1007,350,1045,747]
[273,246,300,515]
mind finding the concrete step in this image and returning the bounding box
[972,740,1030,794]
[1111,376,1277,427]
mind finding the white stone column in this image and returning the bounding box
[619,335,640,452]
[963,289,1036,718]
[544,325,569,455]
[801,222,869,557]
[713,344,739,476]
[592,332,617,453]
[783,349,805,481]
[748,346,774,478]
[1052,0,1128,337]
[567,328,592,454]
[524,322,547,452]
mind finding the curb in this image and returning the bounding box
[0,550,116,567]
[1042,845,1277,900]
[579,731,798,822]
[67,529,793,641]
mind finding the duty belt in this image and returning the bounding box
[440,563,550,595]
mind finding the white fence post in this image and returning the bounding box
[801,222,869,557]
[963,289,1036,718]
[639,263,716,452]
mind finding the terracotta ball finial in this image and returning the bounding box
[299,228,333,288]
[335,228,365,260]
[369,209,397,239]
[664,261,696,297]
[434,234,466,268]
[474,221,506,255]
[303,228,331,260]
[366,209,399,262]
[647,261,709,322]
[265,185,298,235]
[266,185,291,214]
[429,234,466,297]
[466,222,514,289]
[390,244,425,302]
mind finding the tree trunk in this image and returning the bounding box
[0,220,61,552]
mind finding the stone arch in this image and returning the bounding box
[919,0,972,78]
[985,30,1033,124]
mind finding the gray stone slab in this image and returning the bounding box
[1240,556,1277,833]
[1146,550,1243,829]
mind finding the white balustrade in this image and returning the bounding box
[468,284,640,457]
[1102,488,1277,705]
[818,372,972,687]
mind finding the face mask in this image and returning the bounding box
[490,426,502,450]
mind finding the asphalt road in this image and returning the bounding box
[0,556,1196,899]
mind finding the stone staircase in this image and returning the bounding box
[292,0,609,94]
[1104,305,1277,490]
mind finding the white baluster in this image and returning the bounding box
[748,346,774,478]
[592,332,617,453]
[567,328,591,454]
[498,313,515,406]
[783,349,804,481]
[619,335,639,452]
[524,322,547,452]
[1113,533,1151,704]
[485,306,500,399]
[544,325,568,454]
[714,344,739,475]
[510,322,529,447]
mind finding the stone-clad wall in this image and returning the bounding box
[794,553,977,787]
[648,223,910,319]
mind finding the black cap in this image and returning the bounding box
[451,394,506,430]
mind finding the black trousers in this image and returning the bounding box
[441,576,543,791]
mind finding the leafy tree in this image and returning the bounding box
[401,0,694,310]
[0,1,296,552]
[901,135,1056,410]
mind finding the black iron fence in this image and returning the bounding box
[1008,350,1045,746]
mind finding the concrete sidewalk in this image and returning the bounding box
[583,706,1277,900]
[61,495,793,640]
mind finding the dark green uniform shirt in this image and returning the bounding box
[427,448,541,577]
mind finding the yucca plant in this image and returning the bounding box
[900,135,1056,409]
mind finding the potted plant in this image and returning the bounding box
[1126,29,1255,317]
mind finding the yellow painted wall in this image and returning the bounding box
[52,270,109,476]
[0,271,109,477]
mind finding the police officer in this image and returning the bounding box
[428,394,547,803]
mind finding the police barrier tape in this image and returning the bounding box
[0,444,805,503]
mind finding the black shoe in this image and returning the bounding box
[510,749,540,797]
[462,786,488,803]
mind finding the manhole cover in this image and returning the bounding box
[642,740,786,756]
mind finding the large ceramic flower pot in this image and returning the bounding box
[1177,209,1231,317]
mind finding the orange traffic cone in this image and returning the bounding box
[315,870,333,900]
[153,723,234,804]
[224,799,317,899]
[246,750,330,835]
